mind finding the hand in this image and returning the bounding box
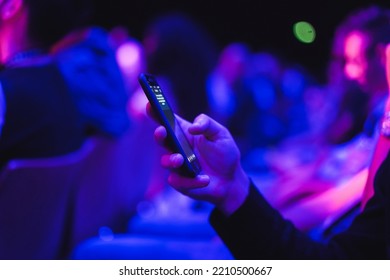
[148,104,250,216]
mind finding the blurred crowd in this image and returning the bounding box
[1,0,390,259]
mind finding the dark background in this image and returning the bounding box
[93,0,390,83]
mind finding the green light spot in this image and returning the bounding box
[293,21,316,44]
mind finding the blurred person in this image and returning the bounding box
[310,5,390,206]
[207,42,261,155]
[142,11,218,122]
[279,64,313,135]
[288,4,390,149]
[0,0,130,167]
[326,5,390,212]
[252,5,390,237]
[207,44,309,156]
[51,26,130,138]
[248,57,313,149]
[362,44,390,210]
[0,0,139,260]
[207,42,253,126]
[325,6,390,145]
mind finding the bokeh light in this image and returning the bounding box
[293,21,316,44]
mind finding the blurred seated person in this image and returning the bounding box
[248,5,390,236]
[0,0,130,168]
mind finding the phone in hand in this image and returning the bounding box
[138,73,201,177]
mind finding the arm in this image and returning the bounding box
[362,132,390,209]
[210,173,387,259]
[280,168,368,231]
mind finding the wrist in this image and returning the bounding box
[215,167,250,216]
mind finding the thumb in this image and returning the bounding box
[189,114,227,141]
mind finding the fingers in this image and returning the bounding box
[161,153,184,169]
[153,125,167,145]
[168,172,210,189]
[161,154,210,189]
[189,114,227,141]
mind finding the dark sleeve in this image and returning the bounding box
[210,178,387,259]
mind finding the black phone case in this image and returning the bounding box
[138,73,201,177]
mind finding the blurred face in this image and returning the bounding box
[343,30,386,93]
[343,31,369,85]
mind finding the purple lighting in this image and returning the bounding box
[116,41,142,74]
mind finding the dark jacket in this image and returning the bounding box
[0,63,87,167]
[0,28,130,167]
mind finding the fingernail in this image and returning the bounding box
[197,175,210,182]
[171,154,183,166]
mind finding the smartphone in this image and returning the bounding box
[138,73,201,177]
